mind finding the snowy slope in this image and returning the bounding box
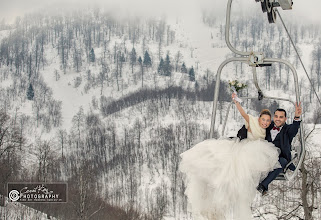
[0,4,321,220]
[0,197,58,220]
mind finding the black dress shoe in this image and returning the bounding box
[256,184,268,196]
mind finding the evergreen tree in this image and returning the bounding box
[138,56,142,65]
[189,66,195,81]
[181,62,187,73]
[158,58,165,75]
[27,83,34,100]
[120,53,125,62]
[138,56,144,87]
[195,81,199,90]
[164,54,172,76]
[89,48,95,62]
[143,51,152,67]
[130,48,137,73]
[118,52,125,78]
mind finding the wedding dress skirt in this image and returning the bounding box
[179,137,280,220]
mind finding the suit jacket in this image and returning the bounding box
[237,125,247,140]
[265,120,301,170]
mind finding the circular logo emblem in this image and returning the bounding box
[9,190,20,202]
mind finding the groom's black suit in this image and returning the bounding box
[260,120,301,190]
[265,121,301,169]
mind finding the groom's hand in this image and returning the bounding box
[295,102,302,118]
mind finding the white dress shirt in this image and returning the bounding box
[270,126,282,141]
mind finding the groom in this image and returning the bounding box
[257,102,302,195]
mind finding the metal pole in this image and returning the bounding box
[225,0,251,56]
[210,0,252,138]
[210,57,248,138]
[252,67,261,92]
[222,101,234,137]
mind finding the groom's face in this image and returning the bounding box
[274,111,287,127]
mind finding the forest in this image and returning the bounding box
[0,6,321,220]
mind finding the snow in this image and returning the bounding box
[175,18,230,72]
[0,4,320,220]
[0,197,58,220]
[0,29,12,41]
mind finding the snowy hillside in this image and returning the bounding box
[0,4,321,220]
[0,197,58,220]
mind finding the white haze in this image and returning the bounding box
[0,0,320,25]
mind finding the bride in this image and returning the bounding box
[179,93,281,220]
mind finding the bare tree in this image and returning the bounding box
[300,109,321,220]
[71,107,85,149]
[0,110,24,199]
[174,51,182,72]
[99,61,109,95]
[57,129,67,158]
[0,111,24,159]
[35,139,56,182]
[68,161,101,220]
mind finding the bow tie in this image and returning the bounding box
[272,126,280,131]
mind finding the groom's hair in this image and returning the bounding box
[274,108,287,117]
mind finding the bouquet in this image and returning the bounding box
[228,80,247,103]
[228,80,247,92]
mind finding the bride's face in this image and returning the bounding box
[258,115,271,129]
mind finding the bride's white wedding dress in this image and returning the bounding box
[179,115,281,220]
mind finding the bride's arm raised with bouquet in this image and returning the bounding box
[232,93,249,124]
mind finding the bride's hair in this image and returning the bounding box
[260,109,271,118]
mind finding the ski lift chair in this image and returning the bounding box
[209,0,305,182]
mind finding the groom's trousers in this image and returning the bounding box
[260,157,288,190]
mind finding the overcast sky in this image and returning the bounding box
[1,0,320,25]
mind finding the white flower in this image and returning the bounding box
[237,82,243,88]
[231,80,236,86]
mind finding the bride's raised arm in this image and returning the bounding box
[232,93,249,123]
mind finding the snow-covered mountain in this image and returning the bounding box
[0,4,320,220]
